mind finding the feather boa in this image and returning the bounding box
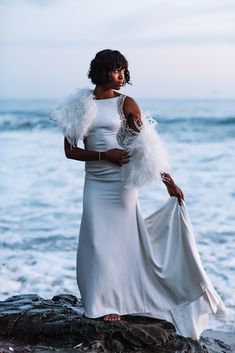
[50,88,97,147]
[116,111,170,188]
[50,88,170,187]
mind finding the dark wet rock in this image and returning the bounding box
[0,294,232,352]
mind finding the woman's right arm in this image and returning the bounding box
[64,137,101,161]
[64,138,129,166]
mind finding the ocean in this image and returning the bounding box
[0,97,235,333]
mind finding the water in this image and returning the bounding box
[0,98,235,333]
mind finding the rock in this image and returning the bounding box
[0,294,232,353]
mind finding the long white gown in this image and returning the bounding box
[76,95,226,339]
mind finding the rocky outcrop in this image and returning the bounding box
[0,294,232,352]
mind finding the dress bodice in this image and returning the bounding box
[84,96,121,151]
[84,96,123,181]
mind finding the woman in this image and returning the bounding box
[50,49,226,339]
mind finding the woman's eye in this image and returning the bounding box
[112,69,125,74]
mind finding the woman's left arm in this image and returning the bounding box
[161,173,185,206]
[123,97,185,205]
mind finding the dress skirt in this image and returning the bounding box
[76,168,226,340]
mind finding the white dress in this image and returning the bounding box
[74,95,226,340]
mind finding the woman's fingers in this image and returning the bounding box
[123,158,129,164]
[162,178,171,186]
[120,158,129,165]
[121,149,128,155]
[106,148,129,166]
[120,150,129,165]
[161,173,173,186]
[165,183,185,205]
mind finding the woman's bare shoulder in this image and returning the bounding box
[122,95,141,117]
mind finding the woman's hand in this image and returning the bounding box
[161,173,184,206]
[103,148,129,166]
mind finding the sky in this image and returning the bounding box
[0,0,235,99]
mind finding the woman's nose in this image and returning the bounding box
[119,71,124,80]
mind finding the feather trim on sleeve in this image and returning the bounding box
[49,88,97,147]
[117,96,170,188]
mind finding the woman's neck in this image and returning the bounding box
[93,87,119,100]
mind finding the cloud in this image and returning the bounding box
[1,0,234,48]
[110,0,235,44]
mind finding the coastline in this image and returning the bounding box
[202,330,235,350]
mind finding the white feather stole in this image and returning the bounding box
[117,98,170,188]
[50,88,97,147]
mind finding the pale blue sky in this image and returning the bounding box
[1,0,235,99]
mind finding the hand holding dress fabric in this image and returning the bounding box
[161,172,185,205]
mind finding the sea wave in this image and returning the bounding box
[156,116,235,126]
[1,110,235,132]
[1,98,235,135]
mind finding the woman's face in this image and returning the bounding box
[108,68,125,90]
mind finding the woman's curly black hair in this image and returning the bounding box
[88,49,131,86]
